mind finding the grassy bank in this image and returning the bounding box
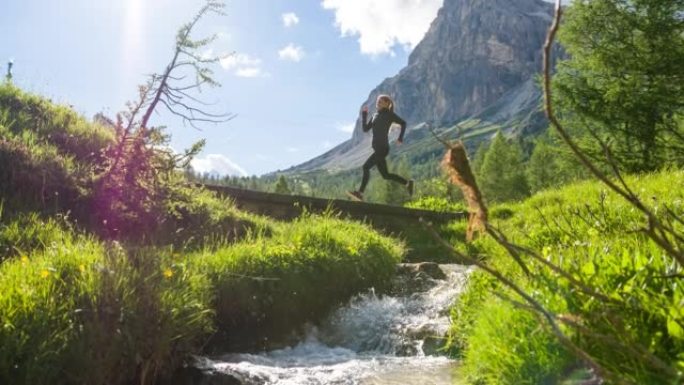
[446,170,684,384]
[0,212,403,384]
[193,213,404,350]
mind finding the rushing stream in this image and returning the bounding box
[199,264,470,385]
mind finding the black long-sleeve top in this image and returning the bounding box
[361,109,407,150]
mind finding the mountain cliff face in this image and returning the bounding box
[288,0,554,174]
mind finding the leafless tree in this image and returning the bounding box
[94,1,235,239]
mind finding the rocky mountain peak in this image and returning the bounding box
[386,0,550,123]
[288,0,554,173]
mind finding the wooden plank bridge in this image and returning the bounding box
[203,184,466,228]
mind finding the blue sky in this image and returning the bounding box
[1,0,449,176]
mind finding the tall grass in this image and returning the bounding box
[447,170,684,384]
[461,298,570,385]
[0,83,113,160]
[0,211,77,261]
[0,83,260,249]
[0,218,214,385]
[193,212,405,350]
[0,236,101,384]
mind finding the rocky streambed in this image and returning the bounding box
[173,263,470,385]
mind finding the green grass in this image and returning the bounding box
[192,212,405,349]
[0,211,78,261]
[0,211,404,383]
[0,234,102,384]
[0,219,215,385]
[461,124,501,141]
[0,84,110,219]
[456,119,482,131]
[447,170,684,384]
[405,195,466,213]
[460,298,570,385]
[0,83,113,161]
[0,83,263,250]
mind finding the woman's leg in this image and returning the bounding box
[359,152,379,192]
[376,154,408,185]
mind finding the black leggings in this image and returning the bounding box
[359,148,407,192]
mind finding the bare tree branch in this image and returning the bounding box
[139,1,228,131]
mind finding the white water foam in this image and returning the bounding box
[208,264,471,385]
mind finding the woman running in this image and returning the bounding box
[348,94,413,201]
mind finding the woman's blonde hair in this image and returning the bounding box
[377,94,394,112]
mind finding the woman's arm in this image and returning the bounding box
[393,112,407,142]
[361,106,373,132]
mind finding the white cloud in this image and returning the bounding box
[282,12,300,27]
[336,122,355,133]
[286,147,300,153]
[220,53,267,77]
[235,67,265,78]
[191,154,248,177]
[322,140,332,149]
[321,0,443,55]
[278,44,305,62]
[220,53,259,70]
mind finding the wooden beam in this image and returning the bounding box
[202,184,466,224]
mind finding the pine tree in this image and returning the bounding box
[555,0,684,172]
[274,175,291,195]
[471,142,488,177]
[479,132,529,202]
[526,138,561,193]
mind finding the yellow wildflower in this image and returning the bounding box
[20,256,29,264]
[40,270,50,278]
[163,269,174,278]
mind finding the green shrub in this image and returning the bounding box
[489,204,515,220]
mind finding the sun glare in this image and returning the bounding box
[122,0,145,81]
